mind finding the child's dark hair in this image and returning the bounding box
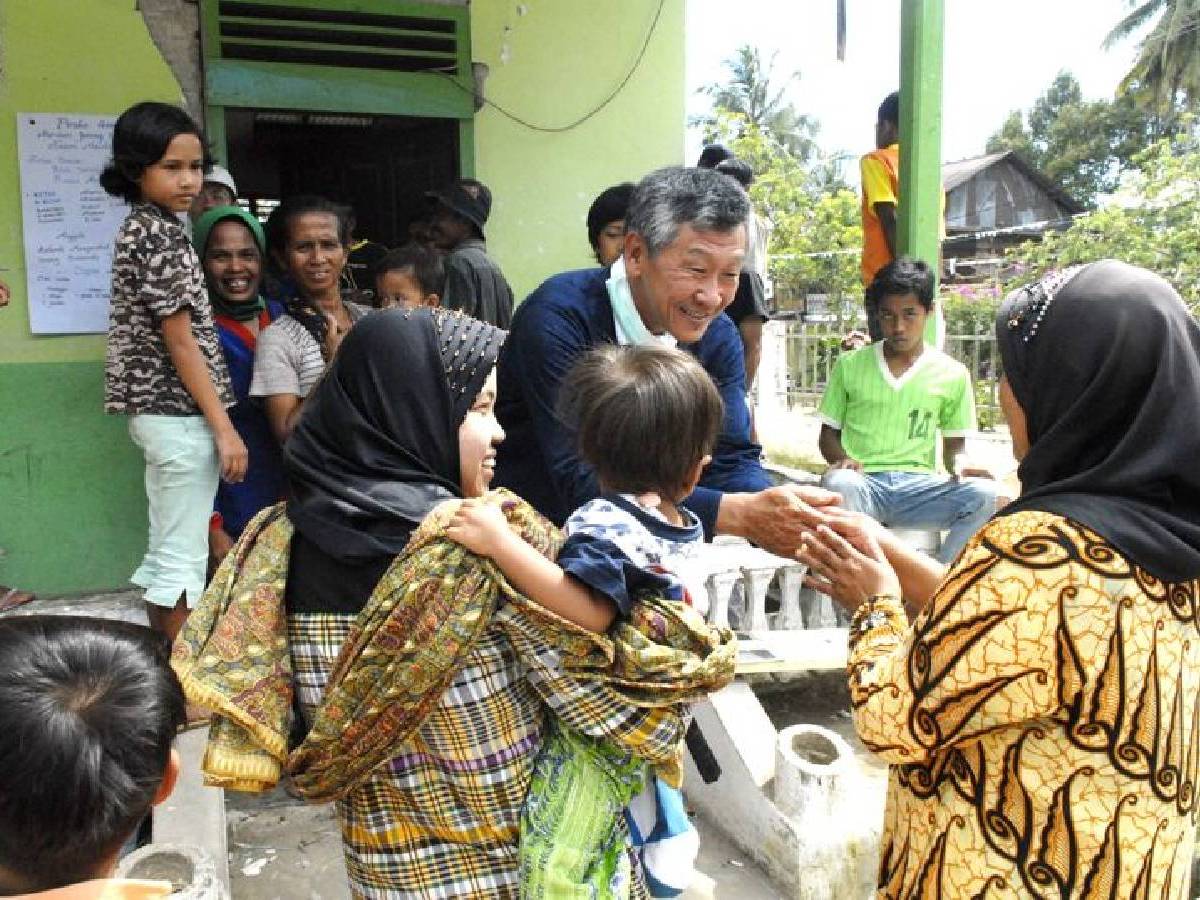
[715,158,754,189]
[867,256,935,309]
[266,195,354,357]
[0,616,185,892]
[99,102,212,204]
[559,345,723,500]
[878,91,900,127]
[375,244,446,298]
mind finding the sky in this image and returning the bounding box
[685,0,1145,178]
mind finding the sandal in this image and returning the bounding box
[0,586,36,613]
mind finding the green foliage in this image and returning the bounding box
[1002,128,1200,311]
[1104,0,1200,114]
[942,284,1002,336]
[986,71,1178,208]
[694,46,821,163]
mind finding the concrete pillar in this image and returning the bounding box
[755,319,790,424]
[775,725,881,900]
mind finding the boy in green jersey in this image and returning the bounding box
[817,258,998,563]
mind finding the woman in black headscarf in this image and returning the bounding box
[283,304,503,616]
[250,307,717,899]
[798,260,1200,898]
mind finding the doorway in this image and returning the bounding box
[224,107,460,248]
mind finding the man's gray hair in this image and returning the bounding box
[625,166,750,256]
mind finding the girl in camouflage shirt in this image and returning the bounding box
[101,102,246,642]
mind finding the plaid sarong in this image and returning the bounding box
[173,491,736,898]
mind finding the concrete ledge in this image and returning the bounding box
[684,681,884,899]
[736,628,848,675]
[155,727,230,896]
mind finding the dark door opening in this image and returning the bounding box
[224,107,460,249]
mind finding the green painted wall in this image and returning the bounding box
[0,1,184,593]
[0,0,686,594]
[471,0,686,301]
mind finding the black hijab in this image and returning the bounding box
[995,259,1200,583]
[284,307,506,562]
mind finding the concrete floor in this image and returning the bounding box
[226,786,784,900]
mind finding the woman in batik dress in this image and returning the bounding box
[800,260,1200,898]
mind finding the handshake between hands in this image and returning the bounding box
[735,484,904,615]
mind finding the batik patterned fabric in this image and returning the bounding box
[849,510,1200,899]
[173,491,735,900]
[171,505,293,791]
[519,721,646,899]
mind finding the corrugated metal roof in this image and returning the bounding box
[941,150,1085,214]
[943,151,1010,191]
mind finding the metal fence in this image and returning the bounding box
[778,321,1004,429]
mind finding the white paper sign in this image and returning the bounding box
[17,114,126,334]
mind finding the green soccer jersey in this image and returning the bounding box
[818,343,976,473]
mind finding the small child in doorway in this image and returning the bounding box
[101,102,247,643]
[448,343,723,897]
[373,244,445,311]
[0,615,187,898]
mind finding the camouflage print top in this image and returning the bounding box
[104,202,234,415]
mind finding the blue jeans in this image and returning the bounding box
[820,469,998,564]
[128,415,219,609]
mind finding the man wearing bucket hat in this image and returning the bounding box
[188,164,238,224]
[426,178,514,328]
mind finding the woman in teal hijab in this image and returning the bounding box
[194,205,286,566]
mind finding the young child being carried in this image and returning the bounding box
[448,343,722,897]
[373,244,445,311]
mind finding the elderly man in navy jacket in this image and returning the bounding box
[495,166,837,557]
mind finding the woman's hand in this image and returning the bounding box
[209,526,235,568]
[323,312,347,360]
[797,522,901,614]
[446,498,514,559]
[214,426,249,483]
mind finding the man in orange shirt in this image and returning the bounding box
[860,91,901,340]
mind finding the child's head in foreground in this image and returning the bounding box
[374,244,446,311]
[0,616,186,895]
[560,344,724,503]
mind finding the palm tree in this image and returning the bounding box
[698,46,820,162]
[1104,0,1200,113]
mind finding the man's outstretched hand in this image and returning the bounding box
[719,483,841,559]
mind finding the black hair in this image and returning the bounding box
[265,195,354,357]
[99,102,212,204]
[585,182,635,251]
[878,91,900,127]
[375,244,446,299]
[0,616,185,893]
[867,256,936,309]
[559,344,724,501]
[696,144,733,169]
[266,194,353,258]
[715,158,754,189]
